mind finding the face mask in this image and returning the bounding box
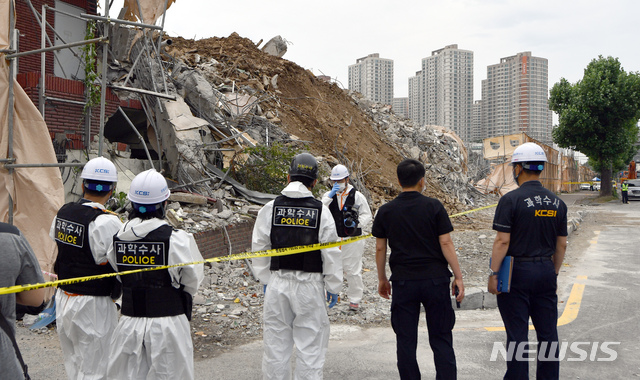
[335,182,346,192]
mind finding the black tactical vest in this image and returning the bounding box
[53,201,118,296]
[270,195,323,273]
[113,224,191,319]
[328,189,362,237]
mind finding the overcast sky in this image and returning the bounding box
[100,0,639,100]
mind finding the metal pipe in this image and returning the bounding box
[157,0,170,53]
[98,1,110,157]
[39,4,46,117]
[109,85,177,100]
[24,0,82,76]
[5,37,107,59]
[45,4,87,21]
[5,163,85,169]
[80,14,163,30]
[7,0,15,224]
[0,159,16,163]
[171,177,216,190]
[139,98,163,170]
[117,107,155,169]
[45,96,87,106]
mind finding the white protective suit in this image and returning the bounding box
[49,201,122,380]
[252,181,342,380]
[321,183,372,305]
[105,218,204,380]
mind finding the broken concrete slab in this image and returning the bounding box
[169,191,208,205]
[261,35,287,58]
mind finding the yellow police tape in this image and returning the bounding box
[0,203,498,296]
[0,234,371,296]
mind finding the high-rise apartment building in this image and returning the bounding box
[409,45,474,142]
[471,100,483,142]
[481,52,552,144]
[392,97,409,119]
[348,53,394,105]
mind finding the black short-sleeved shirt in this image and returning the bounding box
[493,180,568,258]
[372,191,453,280]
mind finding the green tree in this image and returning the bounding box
[549,56,640,195]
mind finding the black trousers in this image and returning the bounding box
[622,191,628,203]
[391,278,456,380]
[497,260,559,380]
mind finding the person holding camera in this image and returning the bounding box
[321,164,372,311]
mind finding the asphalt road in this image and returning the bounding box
[194,197,640,379]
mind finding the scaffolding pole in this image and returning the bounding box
[4,2,174,224]
[7,0,15,224]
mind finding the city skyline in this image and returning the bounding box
[98,0,640,101]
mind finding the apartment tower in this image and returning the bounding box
[348,53,394,105]
[481,52,552,143]
[410,45,474,142]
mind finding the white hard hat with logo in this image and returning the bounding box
[81,157,118,182]
[511,142,547,170]
[330,164,350,181]
[127,169,170,204]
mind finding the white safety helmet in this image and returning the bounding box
[81,157,118,182]
[511,142,547,171]
[330,164,350,181]
[127,169,170,205]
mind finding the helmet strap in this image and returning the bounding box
[83,181,114,192]
[512,165,522,186]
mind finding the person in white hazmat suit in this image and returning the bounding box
[106,169,204,380]
[252,153,342,380]
[321,164,372,311]
[50,157,123,380]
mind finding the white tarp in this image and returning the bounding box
[1,0,65,297]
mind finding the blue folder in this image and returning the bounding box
[490,256,514,293]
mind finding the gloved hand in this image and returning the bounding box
[326,292,339,308]
[328,182,341,198]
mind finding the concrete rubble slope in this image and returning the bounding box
[105,27,490,214]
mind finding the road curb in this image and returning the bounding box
[452,211,585,310]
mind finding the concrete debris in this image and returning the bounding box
[347,91,489,211]
[168,191,208,205]
[261,35,288,58]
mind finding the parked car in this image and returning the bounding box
[580,183,591,191]
[626,179,640,200]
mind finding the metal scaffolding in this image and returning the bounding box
[2,0,171,224]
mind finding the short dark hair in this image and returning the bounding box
[397,159,425,188]
[289,175,315,188]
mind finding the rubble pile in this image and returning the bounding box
[163,33,489,210]
[164,187,261,232]
[349,92,489,211]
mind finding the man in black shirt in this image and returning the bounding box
[488,142,568,380]
[373,159,464,380]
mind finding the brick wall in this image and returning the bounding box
[17,73,141,149]
[194,219,256,259]
[15,1,97,76]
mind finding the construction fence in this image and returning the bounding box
[476,133,595,196]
